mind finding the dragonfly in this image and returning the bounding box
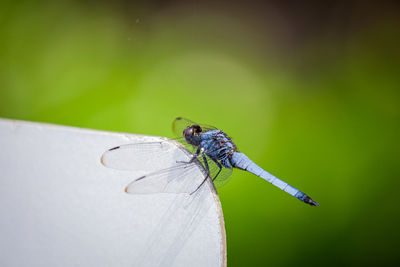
[101,117,319,206]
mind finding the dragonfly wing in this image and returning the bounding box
[198,154,233,188]
[212,164,233,188]
[171,136,197,154]
[172,117,197,137]
[125,163,205,194]
[172,117,217,138]
[101,141,186,172]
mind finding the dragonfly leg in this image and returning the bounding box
[190,153,210,195]
[177,147,200,164]
[211,158,222,181]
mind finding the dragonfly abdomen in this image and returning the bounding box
[230,152,319,206]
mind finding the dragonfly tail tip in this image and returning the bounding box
[303,195,319,206]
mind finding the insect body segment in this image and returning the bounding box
[199,130,236,169]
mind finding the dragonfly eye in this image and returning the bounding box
[183,126,202,146]
[183,127,194,137]
[193,125,202,134]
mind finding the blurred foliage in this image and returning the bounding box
[1,0,399,266]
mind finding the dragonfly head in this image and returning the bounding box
[183,125,202,146]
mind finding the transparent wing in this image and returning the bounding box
[101,141,185,172]
[172,117,217,137]
[172,136,198,155]
[125,153,231,194]
[198,153,233,188]
[172,117,197,137]
[101,138,231,194]
[125,162,206,194]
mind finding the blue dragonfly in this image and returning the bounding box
[101,117,319,206]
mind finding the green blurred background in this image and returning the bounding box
[1,0,399,266]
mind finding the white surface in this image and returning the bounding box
[0,119,226,267]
